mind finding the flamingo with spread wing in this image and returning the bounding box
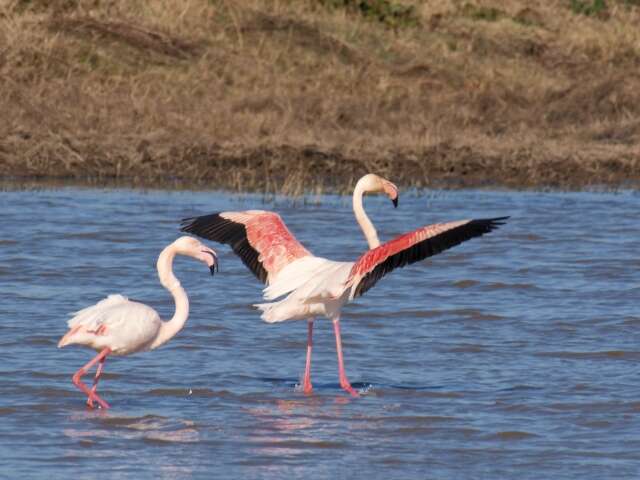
[181,174,507,396]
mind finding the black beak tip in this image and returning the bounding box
[392,197,399,208]
[203,250,218,276]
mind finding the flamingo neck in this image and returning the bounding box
[353,178,381,249]
[149,244,189,350]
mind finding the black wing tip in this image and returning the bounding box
[472,216,509,231]
[353,216,509,299]
[178,212,269,285]
[490,216,509,227]
[483,216,509,222]
[179,217,195,231]
[180,213,224,233]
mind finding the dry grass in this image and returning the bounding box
[1,0,639,192]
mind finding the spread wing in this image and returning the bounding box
[346,217,508,299]
[181,210,312,284]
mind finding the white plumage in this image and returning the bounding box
[256,258,352,323]
[63,294,161,355]
[58,236,218,409]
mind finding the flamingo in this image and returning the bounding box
[181,174,507,396]
[58,236,218,409]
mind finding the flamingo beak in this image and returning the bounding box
[382,181,399,208]
[202,250,219,276]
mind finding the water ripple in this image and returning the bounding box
[1,188,639,479]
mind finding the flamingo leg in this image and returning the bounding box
[87,356,107,408]
[332,316,359,397]
[303,319,314,394]
[72,347,111,409]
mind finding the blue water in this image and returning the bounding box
[1,187,639,479]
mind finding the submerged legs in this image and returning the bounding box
[87,355,107,408]
[299,315,358,397]
[72,347,112,409]
[332,316,359,397]
[302,319,314,394]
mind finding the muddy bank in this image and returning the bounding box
[1,141,638,193]
[1,1,640,192]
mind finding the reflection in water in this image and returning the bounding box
[63,414,200,443]
[62,415,199,478]
[245,398,329,442]
[241,398,352,477]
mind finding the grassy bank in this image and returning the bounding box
[1,0,639,193]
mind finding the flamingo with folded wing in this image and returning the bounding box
[181,174,507,396]
[58,236,218,408]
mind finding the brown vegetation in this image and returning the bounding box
[1,0,639,193]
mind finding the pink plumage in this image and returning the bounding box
[182,174,507,397]
[221,211,311,283]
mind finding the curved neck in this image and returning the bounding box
[353,179,380,249]
[149,244,189,350]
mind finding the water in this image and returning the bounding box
[1,187,639,479]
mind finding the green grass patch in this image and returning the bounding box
[319,0,419,29]
[462,3,505,21]
[570,0,608,16]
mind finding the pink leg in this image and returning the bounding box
[303,319,314,394]
[72,347,111,409]
[87,356,107,408]
[332,316,359,397]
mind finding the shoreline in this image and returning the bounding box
[1,144,638,193]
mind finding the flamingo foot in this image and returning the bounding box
[73,373,111,409]
[86,394,110,409]
[339,379,360,397]
[86,385,109,409]
[303,380,313,395]
[87,381,99,408]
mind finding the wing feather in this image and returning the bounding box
[67,294,129,328]
[181,211,311,284]
[347,217,508,298]
[67,294,158,334]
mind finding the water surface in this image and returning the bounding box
[1,188,639,479]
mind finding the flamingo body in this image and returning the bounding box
[255,258,352,323]
[59,295,161,355]
[58,236,218,408]
[181,174,507,396]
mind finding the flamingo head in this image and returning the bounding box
[173,236,219,275]
[360,173,399,208]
